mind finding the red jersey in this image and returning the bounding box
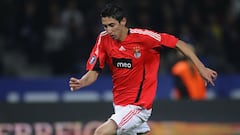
[86,28,178,109]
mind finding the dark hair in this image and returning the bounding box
[100,3,125,22]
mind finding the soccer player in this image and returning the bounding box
[69,3,217,135]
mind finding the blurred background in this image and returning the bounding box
[0,0,239,101]
[0,0,240,77]
[0,0,240,134]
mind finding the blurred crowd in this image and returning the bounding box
[0,0,239,77]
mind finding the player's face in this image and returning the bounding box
[101,17,127,41]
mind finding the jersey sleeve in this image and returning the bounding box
[139,29,179,48]
[159,33,179,48]
[86,33,106,72]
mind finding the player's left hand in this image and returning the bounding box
[203,68,217,86]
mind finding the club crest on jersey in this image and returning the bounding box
[133,46,141,58]
[89,56,96,64]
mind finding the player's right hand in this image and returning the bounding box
[69,77,82,91]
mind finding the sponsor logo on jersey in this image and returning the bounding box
[89,56,96,64]
[112,58,132,69]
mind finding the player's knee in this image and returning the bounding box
[94,127,114,135]
[93,127,104,135]
[94,121,117,135]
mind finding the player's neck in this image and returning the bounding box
[118,27,129,42]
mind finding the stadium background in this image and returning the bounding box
[0,0,240,134]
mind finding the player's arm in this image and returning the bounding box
[69,70,99,91]
[175,40,217,86]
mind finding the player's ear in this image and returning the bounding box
[120,17,127,26]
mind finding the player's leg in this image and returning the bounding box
[94,119,118,135]
[111,105,152,134]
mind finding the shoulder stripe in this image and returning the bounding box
[130,29,161,41]
[100,31,108,36]
[95,31,107,55]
